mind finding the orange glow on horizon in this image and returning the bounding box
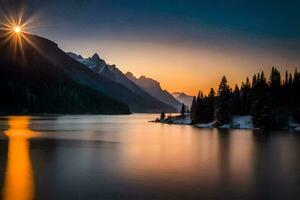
[2,116,39,200]
[70,39,299,96]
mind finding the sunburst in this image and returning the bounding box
[14,26,21,33]
[0,9,37,61]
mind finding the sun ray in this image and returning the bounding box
[0,6,51,66]
[17,34,26,61]
[0,7,36,62]
[22,33,42,54]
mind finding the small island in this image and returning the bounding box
[154,67,300,131]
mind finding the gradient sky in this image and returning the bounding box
[2,0,300,95]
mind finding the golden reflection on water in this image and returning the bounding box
[2,116,39,200]
[121,125,255,187]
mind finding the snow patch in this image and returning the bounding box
[154,115,299,131]
[196,121,215,128]
[231,115,254,129]
[158,115,255,129]
[163,116,191,125]
[196,116,254,129]
[169,118,191,125]
[154,115,191,125]
[289,121,300,131]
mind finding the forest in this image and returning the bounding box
[179,67,300,129]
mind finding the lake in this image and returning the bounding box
[0,114,299,200]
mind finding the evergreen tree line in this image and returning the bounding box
[190,67,300,129]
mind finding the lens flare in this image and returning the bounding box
[14,26,21,33]
[0,9,35,61]
[0,9,52,65]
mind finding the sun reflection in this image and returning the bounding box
[2,116,39,200]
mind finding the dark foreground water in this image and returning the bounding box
[0,115,299,200]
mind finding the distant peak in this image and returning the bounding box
[139,75,159,84]
[125,72,133,76]
[91,53,101,61]
[88,53,107,66]
[136,75,162,91]
[172,92,184,98]
[173,92,192,98]
[125,72,137,80]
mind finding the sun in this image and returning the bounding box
[14,26,21,33]
[0,11,38,60]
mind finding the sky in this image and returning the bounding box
[2,0,300,95]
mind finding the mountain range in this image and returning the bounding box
[0,32,129,114]
[0,31,179,114]
[68,52,180,112]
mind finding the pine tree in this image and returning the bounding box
[194,91,204,123]
[251,71,278,129]
[292,69,300,122]
[186,107,190,113]
[288,73,293,86]
[160,112,166,121]
[207,88,215,122]
[252,74,257,87]
[232,85,242,115]
[190,96,197,123]
[269,67,282,104]
[287,72,294,110]
[285,70,288,86]
[216,76,232,125]
[180,103,186,117]
[240,77,251,115]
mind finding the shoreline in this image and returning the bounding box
[151,115,300,131]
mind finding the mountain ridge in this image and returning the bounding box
[126,72,182,111]
[67,52,177,113]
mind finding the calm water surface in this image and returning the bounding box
[0,114,299,200]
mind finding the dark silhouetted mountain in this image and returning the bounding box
[0,31,129,114]
[0,33,173,113]
[126,72,181,111]
[68,52,177,112]
[172,92,194,109]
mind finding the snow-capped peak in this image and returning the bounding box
[91,53,101,63]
